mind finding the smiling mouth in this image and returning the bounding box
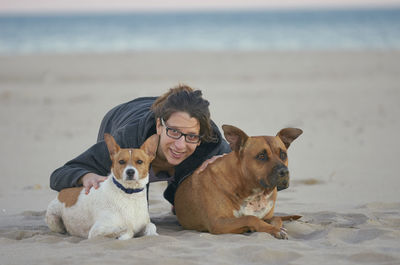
[170,148,185,159]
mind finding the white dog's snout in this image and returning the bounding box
[124,166,138,181]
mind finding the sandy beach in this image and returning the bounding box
[0,51,399,264]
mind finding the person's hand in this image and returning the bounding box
[196,154,227,174]
[80,173,107,195]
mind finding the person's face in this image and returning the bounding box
[156,111,201,166]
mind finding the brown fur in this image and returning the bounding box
[58,187,84,208]
[174,125,302,239]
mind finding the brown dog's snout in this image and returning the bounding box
[276,166,289,178]
[267,165,290,191]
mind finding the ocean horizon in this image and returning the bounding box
[1,8,400,54]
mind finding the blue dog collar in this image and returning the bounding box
[112,177,144,194]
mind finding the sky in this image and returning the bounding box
[0,0,399,14]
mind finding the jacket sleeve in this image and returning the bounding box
[49,140,112,191]
[217,138,231,155]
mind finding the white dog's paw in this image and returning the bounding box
[117,232,134,240]
[144,222,158,236]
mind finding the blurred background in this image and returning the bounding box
[0,0,399,213]
[1,3,400,264]
[0,0,400,53]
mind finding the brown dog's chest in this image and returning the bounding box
[233,189,275,219]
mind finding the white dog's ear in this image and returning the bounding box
[104,133,120,157]
[141,134,159,160]
[277,128,303,149]
[222,125,249,152]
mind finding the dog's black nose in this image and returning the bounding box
[274,165,290,191]
[126,169,135,179]
[277,166,289,178]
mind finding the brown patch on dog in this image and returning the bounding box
[58,187,84,208]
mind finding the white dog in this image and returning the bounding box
[46,133,159,240]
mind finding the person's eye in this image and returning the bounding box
[187,135,199,141]
[169,128,181,136]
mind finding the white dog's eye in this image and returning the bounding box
[137,160,143,165]
[119,160,126,165]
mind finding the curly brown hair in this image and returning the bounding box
[151,84,215,142]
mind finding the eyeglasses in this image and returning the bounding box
[161,118,201,144]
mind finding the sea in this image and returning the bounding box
[0,8,399,54]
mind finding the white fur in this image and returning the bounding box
[233,189,275,219]
[46,174,157,240]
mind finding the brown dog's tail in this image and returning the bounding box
[279,215,302,221]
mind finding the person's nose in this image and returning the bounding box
[174,136,186,149]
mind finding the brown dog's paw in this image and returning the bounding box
[273,227,288,239]
[288,215,302,221]
[280,215,302,221]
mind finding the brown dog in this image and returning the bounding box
[174,125,302,239]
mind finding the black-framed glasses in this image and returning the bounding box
[161,118,201,144]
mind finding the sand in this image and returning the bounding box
[0,51,399,265]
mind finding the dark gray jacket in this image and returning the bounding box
[50,97,231,205]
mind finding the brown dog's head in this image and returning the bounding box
[222,125,302,191]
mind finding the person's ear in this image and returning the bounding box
[156,118,162,135]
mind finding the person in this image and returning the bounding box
[50,84,231,205]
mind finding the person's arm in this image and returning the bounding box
[78,173,108,194]
[198,137,231,169]
[49,141,112,192]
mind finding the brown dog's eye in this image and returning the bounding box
[119,160,126,165]
[137,160,143,165]
[280,150,287,161]
[256,150,268,161]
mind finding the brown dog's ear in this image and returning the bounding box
[222,125,249,152]
[141,134,159,160]
[104,133,120,157]
[277,128,303,149]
